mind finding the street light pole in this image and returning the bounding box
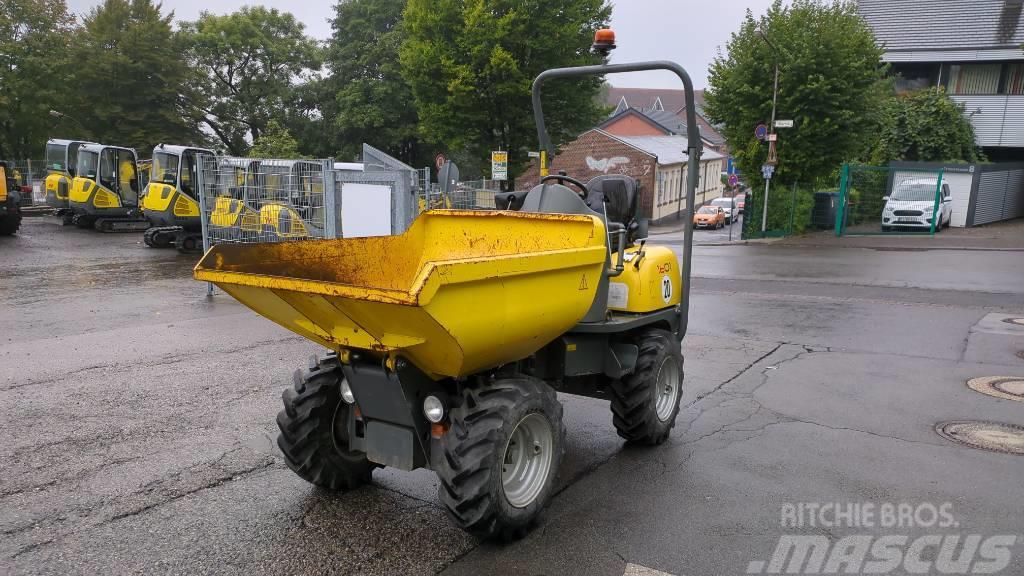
[761,61,779,235]
[757,29,780,237]
[49,110,88,134]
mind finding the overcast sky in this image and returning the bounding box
[67,0,778,89]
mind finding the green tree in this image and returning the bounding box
[182,7,322,156]
[704,0,887,190]
[248,119,300,158]
[322,0,422,164]
[870,87,982,163]
[70,0,203,153]
[0,0,77,159]
[401,0,611,184]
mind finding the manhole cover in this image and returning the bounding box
[967,376,1024,403]
[1002,318,1024,326]
[935,421,1024,455]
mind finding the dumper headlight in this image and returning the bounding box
[423,395,445,423]
[340,378,356,404]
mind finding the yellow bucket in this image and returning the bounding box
[195,210,608,378]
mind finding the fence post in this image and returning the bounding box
[835,164,849,237]
[196,156,213,297]
[930,168,944,237]
[323,158,338,239]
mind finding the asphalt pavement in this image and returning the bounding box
[2,216,1023,575]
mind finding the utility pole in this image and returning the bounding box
[757,29,780,236]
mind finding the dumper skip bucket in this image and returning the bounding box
[194,210,608,378]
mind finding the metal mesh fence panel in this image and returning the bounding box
[197,157,329,247]
[447,179,503,210]
[5,160,47,206]
[197,155,428,249]
[838,165,945,236]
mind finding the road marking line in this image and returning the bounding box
[623,563,676,576]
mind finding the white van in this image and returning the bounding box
[881,178,952,231]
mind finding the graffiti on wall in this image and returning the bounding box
[585,156,630,173]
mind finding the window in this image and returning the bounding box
[68,143,84,177]
[46,143,65,172]
[99,149,117,191]
[77,150,98,180]
[891,62,941,93]
[1007,63,1024,95]
[152,152,180,186]
[116,149,138,204]
[946,64,1001,95]
[181,151,198,196]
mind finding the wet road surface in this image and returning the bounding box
[2,216,1024,575]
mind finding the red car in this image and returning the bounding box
[734,194,746,211]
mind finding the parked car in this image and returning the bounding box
[734,194,746,211]
[694,205,726,229]
[881,179,952,231]
[710,197,738,223]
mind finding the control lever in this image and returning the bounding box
[634,239,646,269]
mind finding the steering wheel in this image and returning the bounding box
[541,173,589,199]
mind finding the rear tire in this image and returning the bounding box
[610,329,684,445]
[276,355,376,491]
[436,376,564,541]
[0,212,21,236]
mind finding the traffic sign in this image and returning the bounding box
[528,151,541,159]
[768,133,778,142]
[761,164,775,180]
[728,174,739,187]
[755,123,768,141]
[434,153,447,171]
[774,119,794,128]
[491,151,508,181]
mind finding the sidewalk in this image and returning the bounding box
[777,218,1024,251]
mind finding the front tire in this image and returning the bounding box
[610,329,684,445]
[276,355,376,491]
[436,376,564,541]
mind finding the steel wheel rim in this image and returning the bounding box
[501,412,554,509]
[655,356,682,422]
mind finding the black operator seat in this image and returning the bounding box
[585,175,637,226]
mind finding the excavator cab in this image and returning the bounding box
[141,144,214,252]
[44,139,95,224]
[68,143,149,231]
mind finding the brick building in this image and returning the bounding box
[598,107,726,153]
[604,86,729,154]
[517,129,724,224]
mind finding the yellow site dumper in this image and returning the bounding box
[194,35,701,541]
